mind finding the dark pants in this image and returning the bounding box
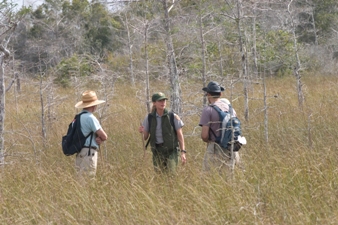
[152,145,178,174]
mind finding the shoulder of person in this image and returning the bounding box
[173,113,181,121]
[204,104,216,110]
[214,100,230,111]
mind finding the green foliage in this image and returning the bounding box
[313,0,338,34]
[256,29,295,76]
[61,0,89,20]
[54,54,94,87]
[83,3,123,56]
[128,0,161,20]
[17,6,32,16]
[295,0,338,44]
[106,52,129,73]
[31,6,45,19]
[179,0,198,8]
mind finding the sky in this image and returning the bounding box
[8,0,121,10]
[11,0,43,9]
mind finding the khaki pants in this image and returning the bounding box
[202,142,240,173]
[75,147,98,177]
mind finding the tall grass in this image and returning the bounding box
[1,75,338,224]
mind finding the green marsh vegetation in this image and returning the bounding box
[1,75,338,224]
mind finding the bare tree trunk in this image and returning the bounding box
[235,0,249,121]
[288,0,305,109]
[0,53,6,164]
[124,12,135,86]
[252,5,259,78]
[47,77,54,125]
[38,51,47,148]
[144,22,151,113]
[263,71,269,144]
[16,72,20,93]
[216,29,224,78]
[162,0,181,114]
[198,2,207,107]
[310,10,318,46]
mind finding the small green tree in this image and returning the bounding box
[54,54,94,87]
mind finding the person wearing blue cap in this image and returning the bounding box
[199,81,240,173]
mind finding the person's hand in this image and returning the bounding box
[181,152,186,165]
[95,136,103,145]
[138,125,144,133]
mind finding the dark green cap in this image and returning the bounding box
[152,92,168,102]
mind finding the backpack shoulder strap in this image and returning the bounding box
[208,104,223,140]
[145,113,152,149]
[168,111,176,135]
[147,113,153,128]
[75,111,91,137]
[210,104,223,114]
[76,111,94,156]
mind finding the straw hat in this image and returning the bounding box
[75,90,105,108]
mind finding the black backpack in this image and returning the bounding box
[62,111,93,156]
[145,112,176,148]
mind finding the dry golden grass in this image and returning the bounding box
[1,74,338,224]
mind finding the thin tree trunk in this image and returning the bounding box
[252,6,258,78]
[144,22,151,113]
[263,71,268,144]
[216,29,224,78]
[0,42,10,164]
[288,0,305,109]
[235,0,249,121]
[38,51,46,148]
[198,2,207,107]
[125,13,135,86]
[309,6,318,46]
[162,0,181,115]
[0,54,5,165]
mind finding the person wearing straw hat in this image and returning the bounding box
[199,81,240,173]
[74,90,108,177]
[139,92,186,174]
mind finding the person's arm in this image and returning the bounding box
[176,128,186,164]
[139,126,149,140]
[201,125,209,142]
[95,128,107,145]
[139,115,150,140]
[199,106,211,143]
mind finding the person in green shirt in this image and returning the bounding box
[139,92,186,174]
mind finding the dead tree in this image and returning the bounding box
[198,0,208,107]
[222,0,250,121]
[123,11,136,86]
[0,44,9,165]
[162,0,182,115]
[144,21,151,113]
[288,0,305,109]
[0,3,21,164]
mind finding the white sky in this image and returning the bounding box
[11,0,43,9]
[11,0,121,11]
